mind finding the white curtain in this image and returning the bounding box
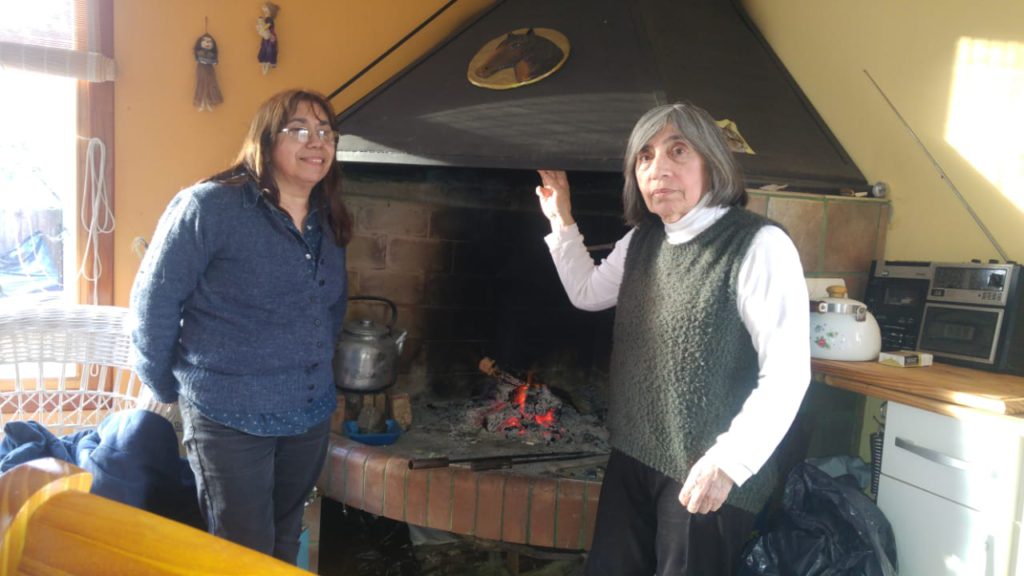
[0,0,115,83]
[0,41,115,82]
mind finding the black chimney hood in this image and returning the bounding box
[335,0,867,191]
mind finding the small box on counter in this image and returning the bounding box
[878,350,933,368]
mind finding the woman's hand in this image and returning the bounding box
[678,456,734,515]
[536,170,575,229]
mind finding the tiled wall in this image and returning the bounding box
[341,166,891,400]
[747,190,890,300]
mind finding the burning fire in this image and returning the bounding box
[501,383,558,430]
[479,358,564,441]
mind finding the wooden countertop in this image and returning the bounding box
[812,359,1024,426]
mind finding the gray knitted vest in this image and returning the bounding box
[608,207,780,514]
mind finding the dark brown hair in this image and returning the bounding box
[210,89,352,246]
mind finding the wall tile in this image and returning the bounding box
[842,274,869,301]
[502,475,531,544]
[554,479,586,550]
[405,468,430,527]
[824,201,883,272]
[582,480,600,550]
[451,471,478,536]
[323,444,350,500]
[394,305,426,339]
[426,468,455,531]
[346,177,444,199]
[767,197,825,274]
[359,202,430,237]
[347,234,387,270]
[452,241,502,276]
[383,458,407,521]
[357,271,424,305]
[389,238,452,273]
[475,473,506,541]
[423,274,497,308]
[423,341,486,375]
[528,480,557,547]
[431,208,500,242]
[361,453,391,516]
[746,194,768,216]
[343,448,370,506]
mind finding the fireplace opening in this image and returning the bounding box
[341,163,626,427]
[326,164,618,558]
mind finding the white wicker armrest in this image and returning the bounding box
[0,304,180,441]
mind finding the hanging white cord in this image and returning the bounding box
[77,136,114,305]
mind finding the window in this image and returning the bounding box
[0,0,115,307]
[0,69,78,305]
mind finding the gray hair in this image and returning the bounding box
[622,103,746,226]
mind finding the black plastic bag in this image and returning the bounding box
[738,462,898,576]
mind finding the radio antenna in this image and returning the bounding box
[864,69,1009,262]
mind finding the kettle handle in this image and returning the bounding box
[348,296,398,329]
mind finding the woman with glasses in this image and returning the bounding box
[129,89,351,564]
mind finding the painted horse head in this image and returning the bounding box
[474,28,564,83]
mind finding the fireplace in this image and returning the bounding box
[313,163,624,560]
[310,0,890,566]
[319,159,892,557]
[341,163,626,408]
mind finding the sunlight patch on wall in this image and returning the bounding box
[946,37,1024,212]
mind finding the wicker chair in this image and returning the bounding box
[0,303,179,440]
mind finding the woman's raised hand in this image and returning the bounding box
[536,170,575,229]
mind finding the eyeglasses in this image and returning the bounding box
[278,127,337,144]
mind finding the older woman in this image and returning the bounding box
[536,102,810,575]
[130,89,351,563]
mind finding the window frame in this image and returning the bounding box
[75,0,115,305]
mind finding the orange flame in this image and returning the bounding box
[503,384,557,429]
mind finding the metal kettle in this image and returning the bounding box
[333,296,408,392]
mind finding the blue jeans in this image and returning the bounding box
[179,398,329,563]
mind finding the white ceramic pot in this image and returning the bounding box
[810,285,882,361]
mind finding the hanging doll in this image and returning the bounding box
[256,3,280,74]
[193,33,223,111]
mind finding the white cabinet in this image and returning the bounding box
[877,402,1024,575]
[878,474,993,574]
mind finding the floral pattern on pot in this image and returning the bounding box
[812,325,839,350]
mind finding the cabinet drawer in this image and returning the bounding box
[881,402,1023,511]
[878,474,1005,576]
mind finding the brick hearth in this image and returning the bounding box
[319,434,602,550]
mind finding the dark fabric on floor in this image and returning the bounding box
[1,409,203,529]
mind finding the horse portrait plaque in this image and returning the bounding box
[467,28,570,90]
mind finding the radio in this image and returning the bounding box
[864,261,932,353]
[917,262,1024,376]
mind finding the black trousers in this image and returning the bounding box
[585,449,756,576]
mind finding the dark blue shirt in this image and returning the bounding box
[129,180,347,436]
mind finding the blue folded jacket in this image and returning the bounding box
[0,410,204,529]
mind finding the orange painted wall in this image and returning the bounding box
[112,0,494,305]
